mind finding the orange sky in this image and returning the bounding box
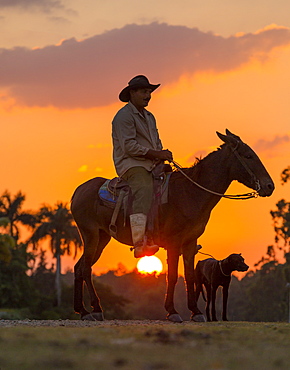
[1,1,290,276]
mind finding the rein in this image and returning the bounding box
[169,145,260,200]
[197,251,216,259]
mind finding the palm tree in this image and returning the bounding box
[0,190,36,241]
[0,217,15,263]
[30,202,82,306]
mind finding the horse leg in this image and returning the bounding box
[182,245,205,322]
[165,249,183,323]
[83,229,111,320]
[75,228,110,321]
[74,255,89,317]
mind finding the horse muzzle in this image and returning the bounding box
[257,178,275,197]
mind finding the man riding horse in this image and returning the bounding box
[112,75,173,258]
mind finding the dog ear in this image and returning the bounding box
[239,253,242,256]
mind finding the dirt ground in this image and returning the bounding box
[1,320,290,369]
[0,318,172,327]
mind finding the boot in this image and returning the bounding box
[130,213,159,258]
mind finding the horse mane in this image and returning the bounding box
[171,145,224,180]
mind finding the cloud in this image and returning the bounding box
[47,16,72,24]
[254,135,290,151]
[77,164,103,173]
[1,23,290,109]
[77,165,88,172]
[0,0,64,11]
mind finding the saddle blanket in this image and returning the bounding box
[99,180,119,205]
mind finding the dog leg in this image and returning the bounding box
[205,284,211,322]
[222,283,229,321]
[211,285,218,321]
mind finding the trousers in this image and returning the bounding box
[122,166,153,215]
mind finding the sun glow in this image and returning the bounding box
[137,256,163,275]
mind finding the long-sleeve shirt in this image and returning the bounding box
[112,101,163,177]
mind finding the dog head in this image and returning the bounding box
[227,253,249,272]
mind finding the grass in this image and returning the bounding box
[0,320,289,369]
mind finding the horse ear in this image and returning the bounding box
[225,129,241,141]
[216,131,227,142]
[216,131,239,147]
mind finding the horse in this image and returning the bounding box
[71,130,274,323]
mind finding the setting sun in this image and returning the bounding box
[137,256,163,275]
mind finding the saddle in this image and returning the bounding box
[99,177,131,208]
[98,163,172,238]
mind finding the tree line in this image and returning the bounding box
[0,192,82,318]
[0,166,290,321]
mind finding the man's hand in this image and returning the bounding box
[145,149,173,162]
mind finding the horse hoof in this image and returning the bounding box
[82,312,104,321]
[191,314,206,322]
[167,314,183,323]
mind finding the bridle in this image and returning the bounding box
[170,142,261,200]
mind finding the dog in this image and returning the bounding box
[195,253,249,321]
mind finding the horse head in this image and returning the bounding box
[216,129,274,197]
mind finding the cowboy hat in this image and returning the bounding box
[119,75,160,102]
